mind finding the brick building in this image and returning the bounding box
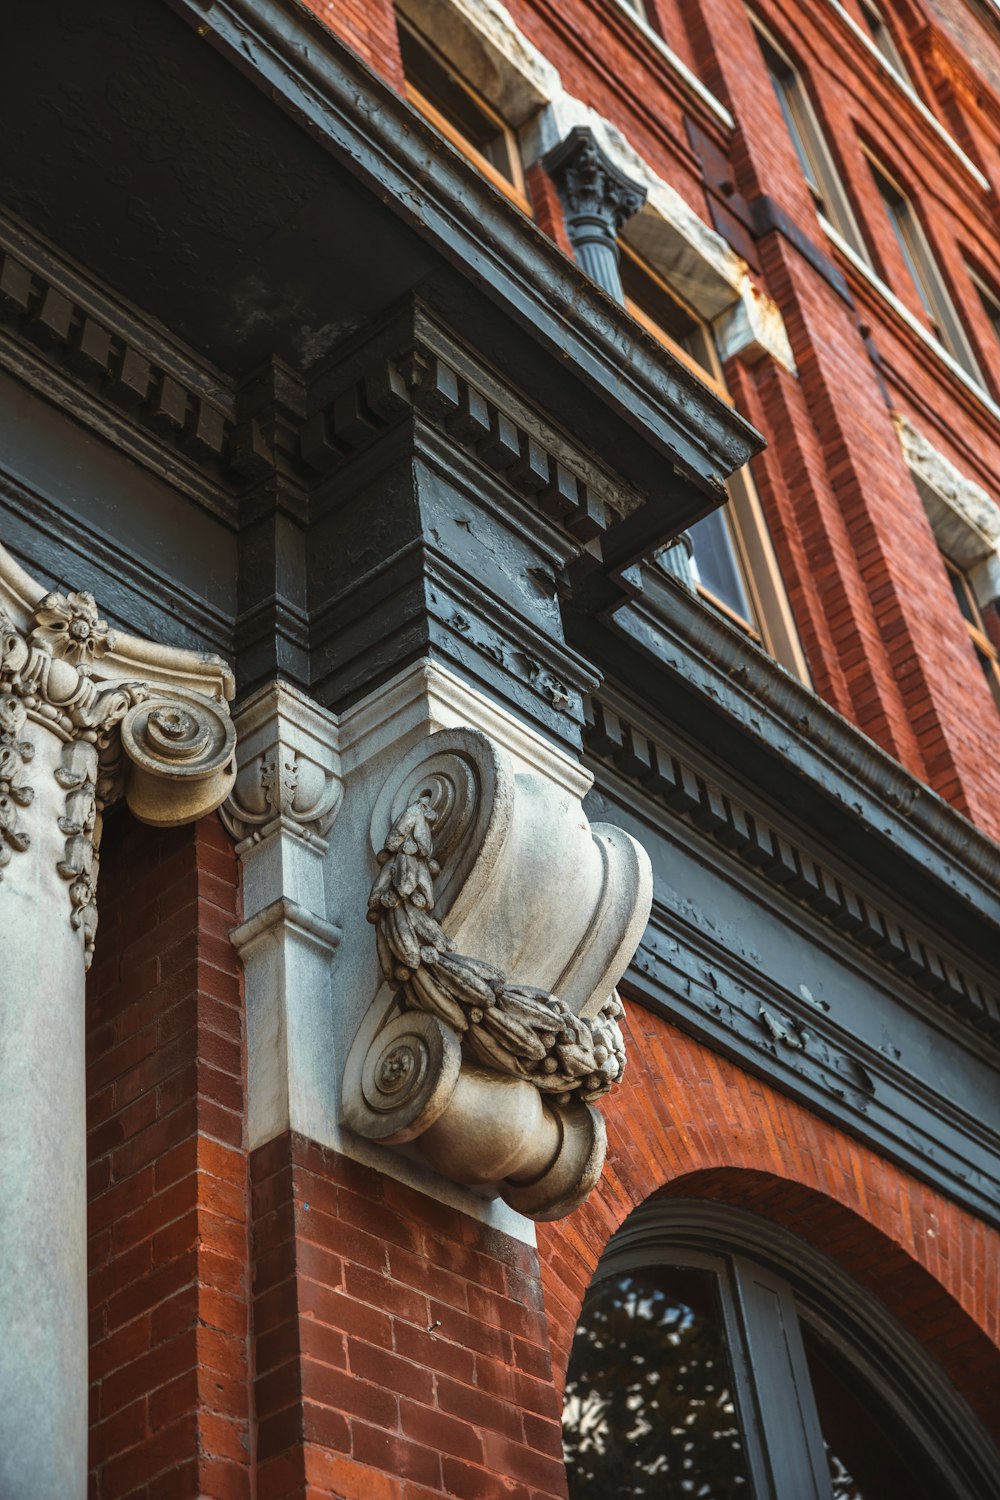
[0,0,998,1497]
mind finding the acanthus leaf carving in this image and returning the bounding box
[0,549,236,965]
[0,691,34,873]
[220,681,342,851]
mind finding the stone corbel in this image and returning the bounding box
[343,727,652,1220]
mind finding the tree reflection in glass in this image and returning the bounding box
[563,1266,753,1499]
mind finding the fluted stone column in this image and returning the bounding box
[542,124,646,303]
[0,548,235,1500]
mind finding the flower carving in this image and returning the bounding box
[30,590,116,665]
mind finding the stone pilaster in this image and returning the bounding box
[224,681,343,1149]
[0,544,235,1500]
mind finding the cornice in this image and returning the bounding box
[585,693,1000,1045]
[0,211,241,521]
[159,0,762,490]
[590,569,1000,937]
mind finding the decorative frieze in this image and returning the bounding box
[302,332,626,555]
[0,219,236,499]
[584,695,1000,1039]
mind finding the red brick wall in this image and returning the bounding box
[250,1133,567,1500]
[300,0,404,89]
[87,826,998,1497]
[537,997,1000,1439]
[87,813,250,1500]
[296,0,1000,842]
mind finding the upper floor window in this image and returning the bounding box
[858,0,910,82]
[396,14,529,211]
[620,246,808,677]
[867,157,983,382]
[943,555,1000,711]
[968,264,1000,353]
[752,21,870,262]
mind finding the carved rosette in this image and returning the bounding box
[0,577,236,966]
[344,728,652,1221]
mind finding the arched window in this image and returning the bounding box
[562,1200,999,1500]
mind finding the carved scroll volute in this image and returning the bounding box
[343,727,653,1221]
[120,692,237,828]
[0,545,236,960]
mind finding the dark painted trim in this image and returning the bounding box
[160,0,762,490]
[750,194,855,305]
[586,695,1000,1042]
[591,570,1000,941]
[586,744,1000,1225]
[0,210,239,521]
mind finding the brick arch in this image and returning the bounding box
[536,1001,1000,1435]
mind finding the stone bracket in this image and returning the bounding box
[342,724,651,1220]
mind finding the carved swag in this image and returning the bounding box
[344,726,652,1221]
[368,796,627,1103]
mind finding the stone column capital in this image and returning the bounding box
[0,544,235,965]
[542,125,646,300]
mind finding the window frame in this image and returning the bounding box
[750,16,871,264]
[865,152,984,384]
[942,554,1000,711]
[968,262,1000,352]
[396,14,531,215]
[619,242,811,680]
[857,0,911,82]
[565,1198,1000,1500]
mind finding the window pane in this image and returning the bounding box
[760,45,823,203]
[801,1323,951,1500]
[620,255,715,374]
[689,508,756,627]
[398,23,515,181]
[563,1266,754,1499]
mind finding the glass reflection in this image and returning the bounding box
[688,509,755,627]
[801,1323,946,1500]
[563,1266,752,1499]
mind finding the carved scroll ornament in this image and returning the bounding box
[0,551,235,965]
[344,728,652,1221]
[368,798,627,1104]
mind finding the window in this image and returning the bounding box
[396,15,529,211]
[563,1201,1000,1500]
[867,158,984,382]
[943,555,1000,710]
[752,21,870,261]
[968,264,1000,351]
[620,246,809,678]
[858,0,910,81]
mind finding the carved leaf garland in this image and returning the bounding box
[368,798,627,1104]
